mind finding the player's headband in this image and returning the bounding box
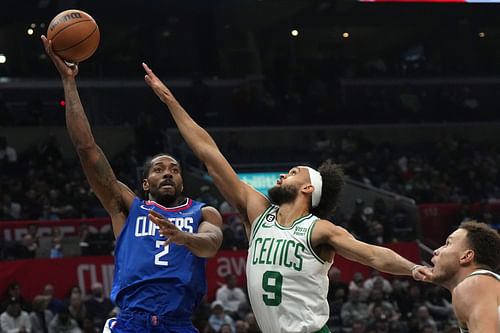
[305,167,323,208]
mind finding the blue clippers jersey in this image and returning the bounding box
[110,197,207,319]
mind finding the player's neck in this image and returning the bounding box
[276,202,309,227]
[448,266,479,292]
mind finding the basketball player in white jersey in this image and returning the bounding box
[429,221,500,333]
[142,63,432,333]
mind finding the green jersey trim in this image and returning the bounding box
[274,213,313,230]
[306,218,326,264]
[250,205,275,242]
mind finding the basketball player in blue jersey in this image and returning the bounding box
[429,221,500,333]
[41,36,223,333]
[141,63,433,333]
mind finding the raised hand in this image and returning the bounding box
[142,62,175,105]
[148,209,187,246]
[41,35,78,79]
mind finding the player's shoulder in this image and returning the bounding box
[454,272,498,301]
[312,218,349,241]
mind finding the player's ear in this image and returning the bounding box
[460,249,474,264]
[302,183,314,195]
[142,179,150,191]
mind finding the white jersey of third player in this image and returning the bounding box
[246,204,333,333]
[458,269,500,333]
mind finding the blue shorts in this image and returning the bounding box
[103,310,198,333]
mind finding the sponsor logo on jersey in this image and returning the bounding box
[293,226,307,236]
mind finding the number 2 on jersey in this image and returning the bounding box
[262,270,283,306]
[155,240,169,266]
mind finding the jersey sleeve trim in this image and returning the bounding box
[306,218,326,265]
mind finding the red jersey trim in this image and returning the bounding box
[145,198,192,211]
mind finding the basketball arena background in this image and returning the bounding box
[1,0,500,332]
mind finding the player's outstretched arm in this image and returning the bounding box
[42,35,135,237]
[142,63,269,223]
[314,220,432,280]
[149,207,223,257]
[452,275,499,333]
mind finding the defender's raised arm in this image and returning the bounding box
[143,63,269,224]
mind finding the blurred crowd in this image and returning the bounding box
[0,268,462,333]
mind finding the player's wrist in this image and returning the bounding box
[410,264,422,273]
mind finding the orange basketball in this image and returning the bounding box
[47,9,100,63]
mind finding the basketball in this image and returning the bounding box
[47,9,100,63]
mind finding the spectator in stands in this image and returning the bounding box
[407,283,425,314]
[219,200,238,215]
[243,313,260,333]
[234,320,248,333]
[78,223,92,256]
[1,193,22,220]
[0,136,18,173]
[49,237,63,259]
[367,289,397,321]
[389,278,412,319]
[0,283,31,314]
[351,319,367,333]
[5,234,37,260]
[84,282,115,331]
[218,323,232,333]
[208,301,234,333]
[67,293,86,327]
[196,185,219,209]
[38,205,60,221]
[327,267,349,304]
[414,305,438,333]
[0,297,31,333]
[340,287,369,331]
[81,317,96,333]
[36,134,62,165]
[48,305,81,333]
[363,269,393,294]
[348,272,370,302]
[42,284,63,316]
[370,222,392,245]
[215,274,248,320]
[391,199,414,241]
[423,286,454,324]
[30,295,53,333]
[348,199,371,241]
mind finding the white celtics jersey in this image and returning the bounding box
[246,204,333,333]
[459,269,500,333]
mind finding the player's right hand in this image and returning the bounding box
[412,265,434,283]
[41,35,79,79]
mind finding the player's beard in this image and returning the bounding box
[429,263,454,287]
[268,184,299,205]
[149,186,184,206]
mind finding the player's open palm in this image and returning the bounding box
[148,209,187,246]
[41,35,79,78]
[142,62,175,104]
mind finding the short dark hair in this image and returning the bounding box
[459,220,500,271]
[140,153,182,199]
[311,160,345,220]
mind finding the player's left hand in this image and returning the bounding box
[412,265,433,283]
[148,209,187,246]
[142,62,175,105]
